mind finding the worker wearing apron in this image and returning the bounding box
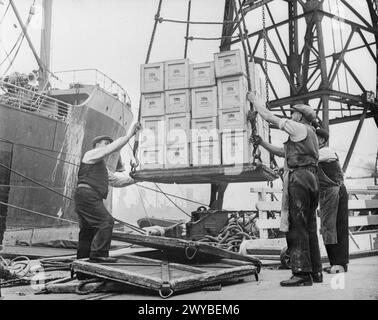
[74,122,141,264]
[316,128,349,273]
[247,92,322,286]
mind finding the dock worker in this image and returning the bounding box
[74,122,141,264]
[247,92,322,286]
[316,127,349,274]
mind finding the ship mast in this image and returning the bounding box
[39,0,52,90]
[9,0,52,91]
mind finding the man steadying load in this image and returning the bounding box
[74,122,141,263]
[316,128,349,274]
[247,92,322,286]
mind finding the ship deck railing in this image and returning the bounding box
[50,68,131,106]
[0,80,73,122]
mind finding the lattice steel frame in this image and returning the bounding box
[221,0,378,172]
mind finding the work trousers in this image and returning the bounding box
[286,168,322,274]
[74,187,114,259]
[321,184,349,266]
[0,216,5,245]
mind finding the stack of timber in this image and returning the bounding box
[135,49,277,184]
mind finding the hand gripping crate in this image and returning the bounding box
[164,59,190,90]
[189,62,216,88]
[140,62,164,93]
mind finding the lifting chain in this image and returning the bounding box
[262,3,279,173]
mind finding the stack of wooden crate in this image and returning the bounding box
[190,61,220,166]
[215,50,269,165]
[139,49,270,170]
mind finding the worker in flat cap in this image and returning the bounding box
[74,122,141,265]
[316,127,349,274]
[247,92,322,286]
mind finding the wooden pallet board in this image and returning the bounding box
[72,252,257,298]
[131,163,278,184]
[111,232,262,268]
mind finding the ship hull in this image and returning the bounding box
[0,85,133,244]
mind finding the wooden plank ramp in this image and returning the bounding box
[111,232,262,268]
[131,163,278,184]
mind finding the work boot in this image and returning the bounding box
[280,274,313,287]
[323,265,347,274]
[312,272,323,283]
[89,256,118,263]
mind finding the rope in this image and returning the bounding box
[184,0,192,58]
[185,35,240,41]
[157,17,236,25]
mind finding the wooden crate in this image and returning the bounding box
[139,145,165,169]
[140,115,165,146]
[165,113,191,144]
[214,49,246,78]
[165,89,190,114]
[219,108,248,131]
[140,62,164,93]
[189,61,216,88]
[221,129,253,165]
[141,92,165,117]
[191,86,218,118]
[191,139,221,166]
[165,143,190,168]
[164,59,190,90]
[217,75,248,111]
[191,116,219,143]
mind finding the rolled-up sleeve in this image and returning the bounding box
[279,119,307,142]
[108,170,135,188]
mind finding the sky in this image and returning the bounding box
[0,0,377,223]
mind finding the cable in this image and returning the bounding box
[0,161,74,201]
[0,137,80,168]
[135,183,208,206]
[0,200,78,224]
[154,184,191,217]
[0,1,10,25]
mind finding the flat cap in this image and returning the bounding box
[92,135,113,147]
[291,104,316,123]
